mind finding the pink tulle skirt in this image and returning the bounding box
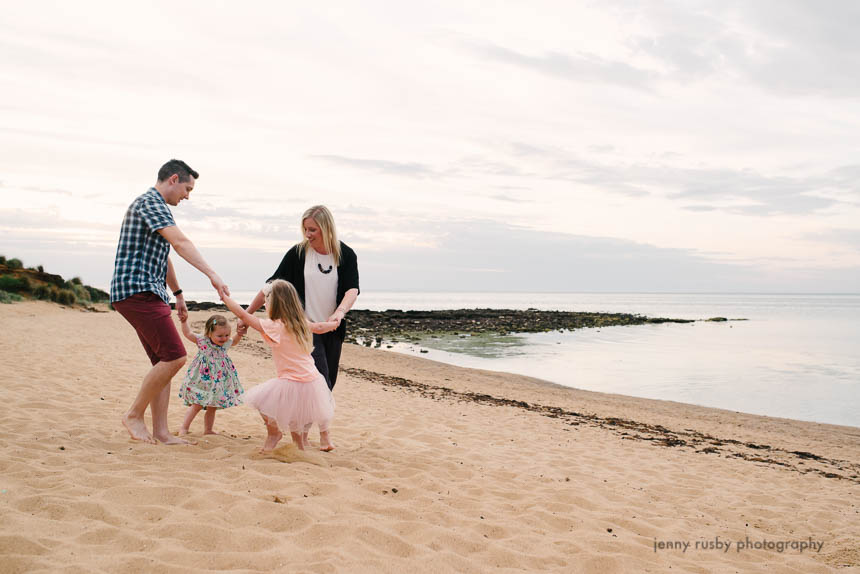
[244,374,334,433]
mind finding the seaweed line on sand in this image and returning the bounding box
[342,366,860,485]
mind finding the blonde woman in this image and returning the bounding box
[222,280,337,452]
[244,205,360,390]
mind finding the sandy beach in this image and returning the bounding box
[1,301,858,573]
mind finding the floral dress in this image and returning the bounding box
[179,336,244,408]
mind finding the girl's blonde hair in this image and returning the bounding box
[299,205,341,266]
[265,280,312,353]
[204,314,230,338]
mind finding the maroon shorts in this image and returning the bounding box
[114,292,187,365]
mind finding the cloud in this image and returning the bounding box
[0,126,155,150]
[669,164,860,215]
[799,228,860,252]
[7,212,859,294]
[489,193,532,203]
[465,41,656,90]
[166,217,798,292]
[174,204,252,220]
[312,155,440,178]
[669,169,835,215]
[447,144,650,197]
[0,22,219,98]
[682,205,718,212]
[0,208,89,229]
[624,0,860,98]
[739,0,860,98]
[21,184,74,196]
[500,141,859,215]
[359,219,858,292]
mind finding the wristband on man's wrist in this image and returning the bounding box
[173,289,183,297]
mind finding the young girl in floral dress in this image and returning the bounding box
[177,314,246,435]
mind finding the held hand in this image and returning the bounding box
[326,309,345,326]
[211,274,230,299]
[320,320,339,333]
[176,298,188,322]
[237,323,248,335]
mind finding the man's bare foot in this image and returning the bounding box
[122,413,155,444]
[154,432,197,445]
[261,431,283,453]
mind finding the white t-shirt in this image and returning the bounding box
[304,248,338,322]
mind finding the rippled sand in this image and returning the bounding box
[1,301,857,573]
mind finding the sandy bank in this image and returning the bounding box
[0,302,857,573]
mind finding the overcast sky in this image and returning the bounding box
[2,1,859,295]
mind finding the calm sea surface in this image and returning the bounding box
[185,291,860,427]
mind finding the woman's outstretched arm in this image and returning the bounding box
[328,288,359,325]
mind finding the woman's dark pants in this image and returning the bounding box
[312,332,343,390]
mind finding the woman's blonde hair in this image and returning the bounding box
[299,205,341,266]
[265,280,312,353]
[204,314,229,338]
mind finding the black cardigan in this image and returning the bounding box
[266,241,360,340]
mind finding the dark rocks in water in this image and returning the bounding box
[706,317,728,322]
[344,308,693,344]
[173,301,232,312]
[174,304,706,347]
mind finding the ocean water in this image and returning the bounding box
[184,290,860,427]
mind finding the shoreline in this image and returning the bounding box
[2,301,858,572]
[183,301,854,431]
[178,301,717,347]
[340,348,860,478]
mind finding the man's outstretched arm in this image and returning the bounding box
[158,225,229,299]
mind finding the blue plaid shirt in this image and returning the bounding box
[110,188,176,303]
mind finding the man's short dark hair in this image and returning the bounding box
[157,159,199,183]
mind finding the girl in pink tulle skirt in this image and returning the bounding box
[222,280,337,452]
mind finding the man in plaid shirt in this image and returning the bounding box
[111,159,229,444]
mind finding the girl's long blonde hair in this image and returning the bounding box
[265,280,312,353]
[299,205,341,266]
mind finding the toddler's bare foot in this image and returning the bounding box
[203,429,219,436]
[177,428,189,436]
[320,443,335,452]
[261,431,283,453]
[122,413,155,444]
